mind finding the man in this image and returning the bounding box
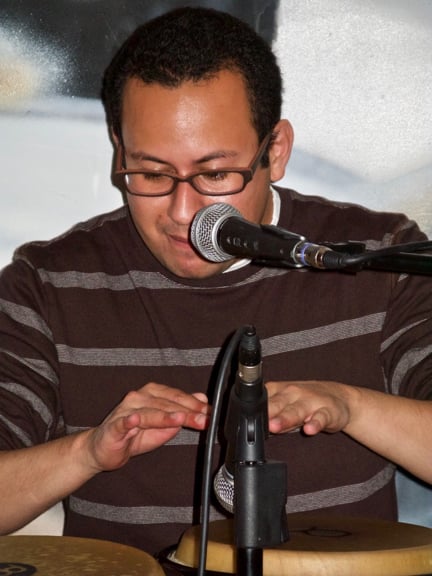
[0,6,431,558]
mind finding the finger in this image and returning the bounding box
[267,394,308,431]
[141,384,210,414]
[303,408,337,434]
[268,415,303,434]
[302,416,324,436]
[111,409,186,440]
[267,393,291,420]
[134,409,187,430]
[129,408,208,432]
[182,410,210,430]
[171,390,210,413]
[192,392,209,405]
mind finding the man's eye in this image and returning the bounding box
[141,172,171,182]
[202,171,230,182]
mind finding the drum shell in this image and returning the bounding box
[170,514,432,576]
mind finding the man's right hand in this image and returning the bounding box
[0,383,209,535]
[84,382,210,473]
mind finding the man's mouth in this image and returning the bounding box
[167,232,196,253]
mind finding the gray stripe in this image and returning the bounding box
[37,266,290,291]
[164,428,221,446]
[38,270,136,291]
[262,312,385,355]
[165,428,203,446]
[56,345,220,367]
[365,233,395,250]
[285,463,395,513]
[69,464,394,526]
[0,382,53,434]
[380,318,429,353]
[1,350,59,387]
[389,344,432,395]
[0,298,52,339]
[69,497,225,525]
[56,313,384,368]
[0,414,33,447]
[66,425,89,434]
[65,426,203,447]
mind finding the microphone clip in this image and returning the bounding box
[235,460,289,549]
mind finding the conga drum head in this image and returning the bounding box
[173,514,432,575]
[0,535,164,575]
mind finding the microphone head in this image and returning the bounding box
[190,202,242,262]
[213,465,234,514]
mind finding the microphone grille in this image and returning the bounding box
[190,202,241,262]
[213,466,234,514]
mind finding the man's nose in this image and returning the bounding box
[166,180,206,226]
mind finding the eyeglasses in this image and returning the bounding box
[114,132,273,197]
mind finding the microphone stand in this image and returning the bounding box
[225,326,288,576]
[251,233,432,275]
[322,241,432,275]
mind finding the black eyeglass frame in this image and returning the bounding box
[114,131,273,197]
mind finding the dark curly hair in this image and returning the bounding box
[102,6,282,158]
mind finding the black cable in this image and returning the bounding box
[340,240,432,268]
[197,326,246,576]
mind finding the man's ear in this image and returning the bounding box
[268,119,294,183]
[110,128,120,148]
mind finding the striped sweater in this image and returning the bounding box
[0,187,431,555]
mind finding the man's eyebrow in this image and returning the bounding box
[128,148,239,167]
[196,149,239,164]
[128,151,166,164]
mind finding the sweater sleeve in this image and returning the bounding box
[379,218,432,401]
[0,255,63,449]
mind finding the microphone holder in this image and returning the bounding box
[225,327,288,576]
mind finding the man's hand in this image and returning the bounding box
[266,380,352,435]
[266,379,432,484]
[84,383,210,473]
[0,383,210,535]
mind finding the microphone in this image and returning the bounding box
[214,326,267,514]
[191,203,432,275]
[190,202,344,269]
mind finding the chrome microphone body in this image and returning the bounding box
[190,202,343,269]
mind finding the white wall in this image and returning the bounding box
[0,103,122,267]
[275,0,432,239]
[0,0,431,536]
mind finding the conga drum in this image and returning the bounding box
[170,514,432,575]
[0,535,164,575]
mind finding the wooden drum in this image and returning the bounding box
[172,514,432,576]
[0,535,164,575]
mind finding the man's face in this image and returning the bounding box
[119,70,276,279]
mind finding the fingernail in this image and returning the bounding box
[195,413,207,424]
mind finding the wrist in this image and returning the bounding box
[69,428,104,478]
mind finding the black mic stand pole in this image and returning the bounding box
[225,326,289,576]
